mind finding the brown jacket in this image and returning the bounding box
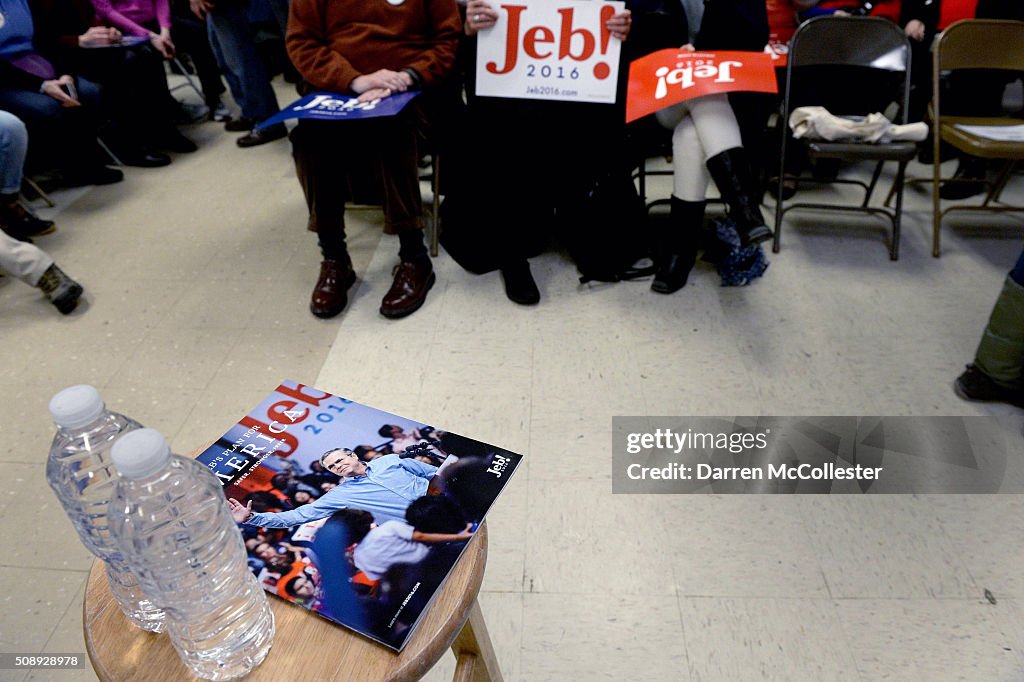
[286,0,461,93]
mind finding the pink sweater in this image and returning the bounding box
[90,0,171,37]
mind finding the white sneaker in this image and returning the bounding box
[209,101,232,122]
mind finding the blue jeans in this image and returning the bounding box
[0,77,104,171]
[0,111,28,194]
[206,2,280,122]
[1011,248,1024,286]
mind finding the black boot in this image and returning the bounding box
[706,147,773,247]
[652,197,704,294]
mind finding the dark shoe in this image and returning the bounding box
[500,261,540,305]
[380,260,435,319]
[154,130,198,154]
[767,178,797,201]
[706,147,773,247]
[310,259,356,319]
[651,253,696,293]
[119,148,172,168]
[36,263,83,314]
[651,197,703,294]
[225,117,255,132]
[237,124,287,148]
[953,364,1024,407]
[60,166,123,188]
[939,157,987,200]
[0,194,56,240]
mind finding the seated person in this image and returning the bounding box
[650,0,774,294]
[0,110,84,313]
[88,0,228,116]
[0,0,122,186]
[33,0,197,165]
[285,0,461,320]
[448,3,634,304]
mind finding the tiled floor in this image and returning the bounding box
[2,77,1023,681]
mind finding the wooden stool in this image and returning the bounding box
[84,503,500,681]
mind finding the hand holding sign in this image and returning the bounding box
[465,0,499,36]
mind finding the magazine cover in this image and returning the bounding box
[195,380,523,651]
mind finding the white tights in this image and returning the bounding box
[655,94,743,202]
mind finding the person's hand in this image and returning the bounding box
[190,0,214,20]
[351,69,409,94]
[905,19,925,42]
[679,43,696,52]
[228,497,253,523]
[606,10,631,41]
[150,29,175,58]
[355,87,392,103]
[455,523,475,541]
[41,76,80,107]
[78,26,122,47]
[834,9,850,16]
[465,0,497,36]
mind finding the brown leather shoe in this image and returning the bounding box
[310,259,356,319]
[380,260,435,319]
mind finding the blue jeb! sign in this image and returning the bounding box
[256,91,421,129]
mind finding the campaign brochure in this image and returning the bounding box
[626,49,777,123]
[255,91,421,129]
[196,381,523,651]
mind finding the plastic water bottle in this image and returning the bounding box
[109,429,275,681]
[46,384,166,632]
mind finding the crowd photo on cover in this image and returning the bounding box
[216,401,518,648]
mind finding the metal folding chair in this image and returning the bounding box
[927,19,1024,257]
[773,16,914,260]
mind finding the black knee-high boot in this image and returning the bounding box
[652,197,705,294]
[705,147,773,247]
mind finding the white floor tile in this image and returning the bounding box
[834,598,1024,681]
[521,592,689,681]
[680,597,859,682]
[799,496,978,599]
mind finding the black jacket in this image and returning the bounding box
[694,0,770,52]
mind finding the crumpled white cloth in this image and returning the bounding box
[789,106,928,143]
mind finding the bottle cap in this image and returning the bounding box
[111,428,172,479]
[49,385,106,430]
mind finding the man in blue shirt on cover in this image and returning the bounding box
[229,448,436,527]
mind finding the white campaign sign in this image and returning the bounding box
[474,0,624,104]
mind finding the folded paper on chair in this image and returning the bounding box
[789,106,927,143]
[953,123,1024,142]
[256,91,421,129]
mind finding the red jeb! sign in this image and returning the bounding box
[626,50,778,123]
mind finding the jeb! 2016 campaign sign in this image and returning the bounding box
[475,0,624,104]
[625,49,777,123]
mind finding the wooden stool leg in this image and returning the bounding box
[451,599,502,682]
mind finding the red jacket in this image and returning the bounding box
[286,0,462,93]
